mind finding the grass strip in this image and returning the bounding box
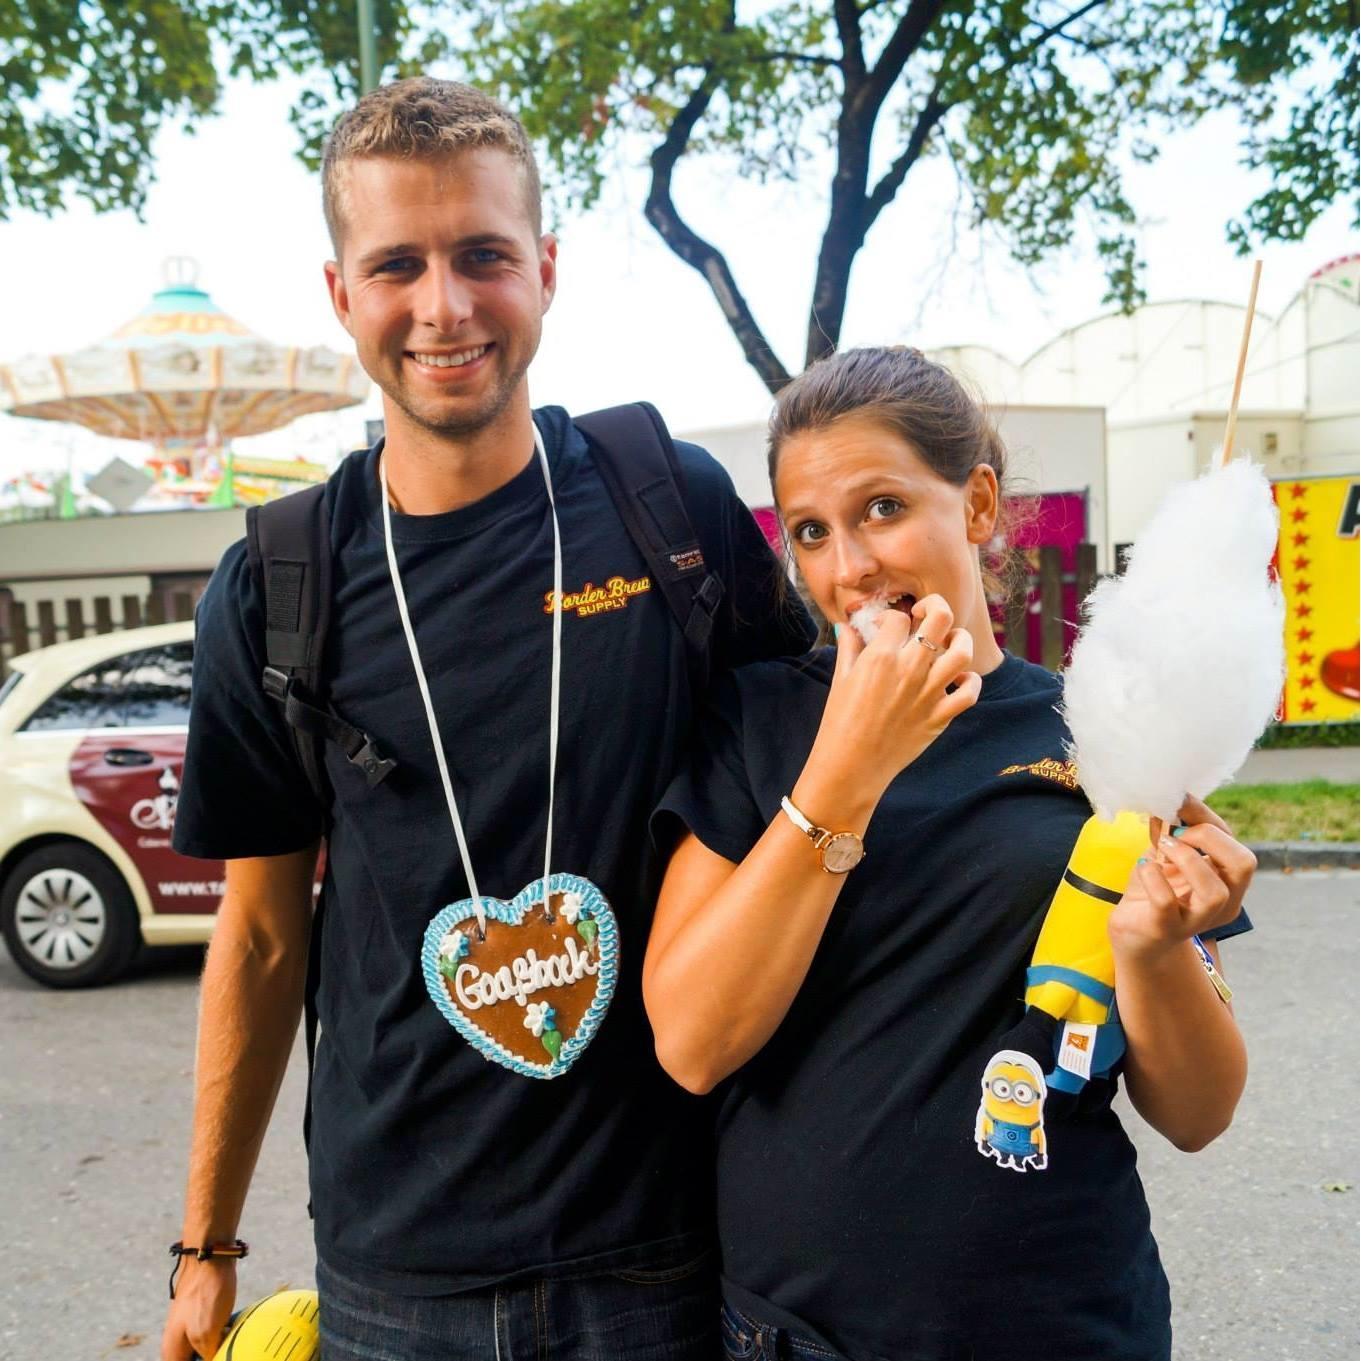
[1207,780,1360,844]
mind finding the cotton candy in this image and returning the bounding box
[848,598,890,644]
[1061,459,1285,823]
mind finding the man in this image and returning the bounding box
[161,78,811,1361]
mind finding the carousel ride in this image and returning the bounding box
[0,257,368,513]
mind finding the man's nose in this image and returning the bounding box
[415,261,473,334]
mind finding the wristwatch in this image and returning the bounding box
[780,796,866,874]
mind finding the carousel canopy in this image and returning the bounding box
[0,258,367,443]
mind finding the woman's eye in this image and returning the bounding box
[793,522,827,546]
[867,497,902,520]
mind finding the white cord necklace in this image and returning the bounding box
[381,425,619,1080]
[379,424,562,938]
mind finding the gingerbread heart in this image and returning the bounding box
[420,873,618,1079]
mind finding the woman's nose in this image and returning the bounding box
[832,533,879,587]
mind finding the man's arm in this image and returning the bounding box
[162,846,318,1361]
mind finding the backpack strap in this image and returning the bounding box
[245,483,397,799]
[575,402,725,693]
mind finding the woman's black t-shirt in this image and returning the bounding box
[655,648,1251,1361]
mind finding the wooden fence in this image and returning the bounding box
[0,589,200,678]
[0,544,1104,679]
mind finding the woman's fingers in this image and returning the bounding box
[832,614,866,681]
[1177,793,1232,834]
[1133,858,1189,932]
[908,593,954,649]
[1157,835,1234,929]
[1171,822,1258,891]
[937,669,982,719]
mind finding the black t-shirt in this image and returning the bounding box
[173,406,813,1294]
[655,649,1252,1361]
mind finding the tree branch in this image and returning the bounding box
[644,72,792,393]
[864,90,949,227]
[860,0,949,117]
[751,49,842,70]
[834,0,865,81]
[1006,0,1110,71]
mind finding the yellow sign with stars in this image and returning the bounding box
[1273,476,1359,724]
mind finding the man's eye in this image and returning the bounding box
[793,522,827,546]
[867,497,902,520]
[467,249,503,265]
[376,257,417,273]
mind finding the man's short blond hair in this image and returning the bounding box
[322,77,543,253]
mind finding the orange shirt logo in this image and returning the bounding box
[544,574,652,618]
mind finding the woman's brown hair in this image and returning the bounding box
[767,346,1024,628]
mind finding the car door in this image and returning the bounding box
[67,642,227,915]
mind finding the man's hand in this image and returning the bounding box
[161,1258,237,1361]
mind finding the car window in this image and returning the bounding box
[20,655,133,732]
[123,642,194,727]
[0,671,22,711]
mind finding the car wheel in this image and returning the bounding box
[0,842,142,988]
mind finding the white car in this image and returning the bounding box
[0,621,222,987]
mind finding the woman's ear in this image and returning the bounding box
[964,464,1000,545]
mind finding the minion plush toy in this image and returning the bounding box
[973,810,1148,1173]
[975,1051,1049,1171]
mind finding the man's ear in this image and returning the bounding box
[324,259,353,337]
[539,233,558,315]
[965,463,1000,544]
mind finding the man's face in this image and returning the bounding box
[325,149,556,441]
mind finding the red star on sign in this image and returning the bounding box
[1295,604,1313,618]
[1297,626,1314,641]
[1292,532,1310,547]
[1301,697,1317,713]
[1297,652,1315,666]
[1291,507,1309,523]
[1299,675,1316,689]
[1296,579,1312,595]
[1290,484,1308,498]
[1292,555,1311,571]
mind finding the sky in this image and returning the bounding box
[0,71,1356,485]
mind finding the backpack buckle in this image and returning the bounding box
[262,666,290,702]
[349,738,397,788]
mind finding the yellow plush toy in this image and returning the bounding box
[974,812,1147,1172]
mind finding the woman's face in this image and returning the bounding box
[775,413,999,629]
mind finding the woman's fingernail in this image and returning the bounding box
[1172,826,1187,838]
[1160,836,1176,850]
[833,623,842,639]
[1137,856,1148,865]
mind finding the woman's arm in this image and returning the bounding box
[645,598,980,1094]
[1110,798,1254,1151]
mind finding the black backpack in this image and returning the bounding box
[242,404,728,1167]
[244,402,726,812]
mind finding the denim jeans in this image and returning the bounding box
[719,1300,844,1361]
[316,1243,717,1361]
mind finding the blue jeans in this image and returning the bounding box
[317,1244,717,1360]
[719,1300,843,1361]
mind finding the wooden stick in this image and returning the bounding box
[1218,260,1263,469]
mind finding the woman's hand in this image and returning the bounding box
[1108,795,1257,963]
[802,594,981,811]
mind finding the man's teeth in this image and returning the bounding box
[411,345,489,368]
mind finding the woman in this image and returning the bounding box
[644,347,1254,1361]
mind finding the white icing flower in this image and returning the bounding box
[560,891,586,924]
[439,928,468,961]
[523,1001,556,1037]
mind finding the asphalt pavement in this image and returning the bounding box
[1,870,1356,1361]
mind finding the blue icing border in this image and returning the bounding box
[420,873,619,1080]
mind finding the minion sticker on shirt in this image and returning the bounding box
[975,1051,1048,1172]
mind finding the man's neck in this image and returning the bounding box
[380,399,537,516]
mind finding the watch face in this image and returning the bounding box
[822,833,864,874]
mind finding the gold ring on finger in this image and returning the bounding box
[915,635,941,652]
